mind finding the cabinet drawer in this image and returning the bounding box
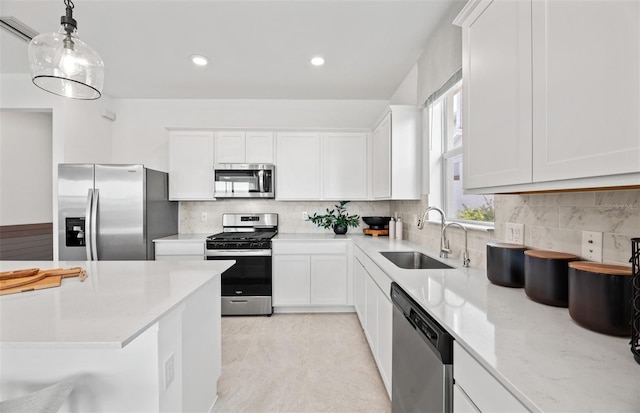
[353,245,365,264]
[454,342,529,413]
[363,254,392,297]
[155,241,204,256]
[273,241,347,255]
[155,254,204,261]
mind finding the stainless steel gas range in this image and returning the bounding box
[206,213,278,316]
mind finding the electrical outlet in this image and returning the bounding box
[164,353,175,390]
[505,223,524,245]
[582,231,603,262]
[201,212,207,221]
[302,211,309,220]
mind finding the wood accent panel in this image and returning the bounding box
[569,261,632,276]
[0,223,53,260]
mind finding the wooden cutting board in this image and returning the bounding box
[0,267,87,296]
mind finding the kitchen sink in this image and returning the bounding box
[380,251,454,270]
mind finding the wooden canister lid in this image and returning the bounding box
[568,261,633,276]
[487,242,527,249]
[524,250,578,260]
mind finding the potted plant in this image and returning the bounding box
[307,201,360,234]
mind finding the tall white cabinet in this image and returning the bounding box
[455,0,640,193]
[372,106,421,200]
[457,0,532,189]
[168,131,214,200]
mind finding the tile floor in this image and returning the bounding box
[212,313,391,413]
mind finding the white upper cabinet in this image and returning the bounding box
[245,132,274,164]
[372,113,392,199]
[458,0,533,189]
[276,132,321,200]
[214,131,274,164]
[169,131,214,200]
[531,1,640,183]
[322,132,368,200]
[455,0,640,193]
[372,106,421,200]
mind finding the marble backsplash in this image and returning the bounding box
[180,200,392,234]
[391,189,640,269]
[180,189,639,269]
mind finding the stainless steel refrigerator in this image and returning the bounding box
[58,164,178,260]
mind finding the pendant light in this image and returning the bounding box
[28,0,104,100]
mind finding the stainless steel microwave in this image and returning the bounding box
[214,164,275,199]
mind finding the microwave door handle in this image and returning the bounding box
[258,169,265,193]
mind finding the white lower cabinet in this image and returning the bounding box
[354,246,392,398]
[454,384,481,413]
[272,255,311,306]
[272,241,350,309]
[454,342,529,413]
[154,241,205,260]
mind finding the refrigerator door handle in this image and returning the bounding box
[85,189,94,260]
[91,189,99,261]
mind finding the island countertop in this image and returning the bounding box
[0,260,234,349]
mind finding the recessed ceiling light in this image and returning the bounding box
[310,56,325,66]
[191,55,209,67]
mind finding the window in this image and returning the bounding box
[427,73,494,225]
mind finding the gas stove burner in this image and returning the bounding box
[207,231,277,242]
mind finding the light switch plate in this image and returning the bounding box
[302,211,309,220]
[582,231,603,262]
[505,223,524,245]
[201,212,207,221]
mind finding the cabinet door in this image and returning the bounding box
[377,291,393,396]
[169,131,214,200]
[273,255,311,306]
[322,133,368,200]
[532,1,640,182]
[372,113,391,199]
[276,132,321,200]
[310,255,348,305]
[214,131,246,163]
[461,0,533,189]
[453,384,481,413]
[245,132,274,164]
[354,258,366,327]
[364,274,379,351]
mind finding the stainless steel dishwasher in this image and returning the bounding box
[391,282,453,413]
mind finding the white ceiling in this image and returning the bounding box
[0,0,459,100]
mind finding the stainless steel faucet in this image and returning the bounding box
[417,206,446,258]
[442,222,470,267]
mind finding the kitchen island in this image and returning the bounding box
[0,260,234,412]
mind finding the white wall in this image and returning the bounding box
[110,99,388,171]
[0,73,116,255]
[417,1,465,104]
[0,111,52,225]
[389,64,418,105]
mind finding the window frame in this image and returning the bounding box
[426,72,494,228]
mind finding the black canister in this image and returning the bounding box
[568,262,633,337]
[486,242,527,287]
[524,250,579,307]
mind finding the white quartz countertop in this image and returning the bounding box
[273,233,351,241]
[0,260,234,349]
[153,233,210,242]
[277,233,639,413]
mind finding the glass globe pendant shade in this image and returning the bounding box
[28,26,104,99]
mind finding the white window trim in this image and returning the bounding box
[425,71,494,230]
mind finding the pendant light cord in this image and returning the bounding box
[61,0,77,34]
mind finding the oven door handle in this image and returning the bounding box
[206,249,272,257]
